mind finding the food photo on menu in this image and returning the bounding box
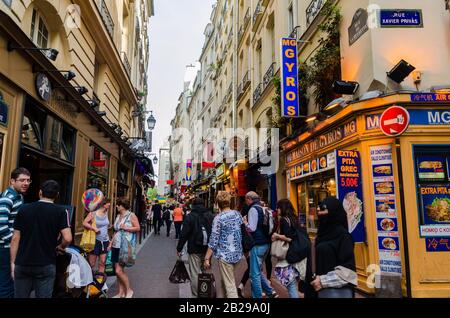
[373,164,393,176]
[343,191,364,233]
[374,181,395,195]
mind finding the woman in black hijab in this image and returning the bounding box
[310,197,357,298]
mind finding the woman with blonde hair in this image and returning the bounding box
[204,191,243,298]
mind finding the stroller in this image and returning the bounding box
[53,245,108,298]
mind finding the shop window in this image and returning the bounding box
[22,116,43,150]
[21,101,75,163]
[30,9,49,48]
[117,164,129,197]
[413,146,450,227]
[87,144,110,195]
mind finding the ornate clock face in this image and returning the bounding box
[36,73,52,101]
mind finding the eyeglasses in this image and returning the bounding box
[15,179,32,184]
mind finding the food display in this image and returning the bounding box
[343,191,363,233]
[380,218,395,231]
[420,161,443,170]
[296,165,302,176]
[375,182,394,194]
[382,238,397,250]
[426,198,450,222]
[320,156,327,169]
[311,160,317,172]
[374,165,392,175]
[377,202,390,213]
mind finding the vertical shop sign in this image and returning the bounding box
[186,160,192,182]
[370,145,402,274]
[335,150,365,243]
[280,38,300,117]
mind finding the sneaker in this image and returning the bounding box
[268,292,279,298]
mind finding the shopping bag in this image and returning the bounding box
[105,250,116,277]
[80,213,96,253]
[169,259,190,284]
[198,272,216,298]
[118,232,137,268]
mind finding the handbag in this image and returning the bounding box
[198,271,216,298]
[271,240,289,260]
[271,219,289,260]
[241,223,255,253]
[80,212,96,253]
[286,227,311,264]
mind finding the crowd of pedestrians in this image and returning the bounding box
[172,190,357,299]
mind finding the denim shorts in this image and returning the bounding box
[92,240,109,256]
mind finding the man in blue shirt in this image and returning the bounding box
[0,168,31,298]
[245,191,278,299]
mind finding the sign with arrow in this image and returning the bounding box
[380,106,410,137]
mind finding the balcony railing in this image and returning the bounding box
[121,52,131,77]
[252,0,264,28]
[306,0,325,27]
[263,62,276,90]
[100,0,115,39]
[238,8,251,45]
[253,83,263,105]
[237,71,251,102]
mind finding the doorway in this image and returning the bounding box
[19,147,74,205]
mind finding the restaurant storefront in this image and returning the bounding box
[283,93,450,298]
[0,11,136,240]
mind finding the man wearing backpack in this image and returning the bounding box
[162,204,173,237]
[245,192,278,299]
[176,197,214,297]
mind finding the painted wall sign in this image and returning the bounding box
[367,110,450,130]
[419,185,450,226]
[0,93,8,127]
[426,237,450,252]
[335,150,365,243]
[286,119,357,163]
[370,145,402,274]
[280,38,300,117]
[411,93,450,102]
[380,9,423,28]
[348,8,369,46]
[35,73,52,101]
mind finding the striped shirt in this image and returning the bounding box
[0,187,24,249]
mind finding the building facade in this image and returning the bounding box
[0,0,154,239]
[169,0,450,297]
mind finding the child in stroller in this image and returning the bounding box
[53,245,108,298]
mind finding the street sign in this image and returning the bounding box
[380,106,410,137]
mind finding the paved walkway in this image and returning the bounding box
[107,224,290,298]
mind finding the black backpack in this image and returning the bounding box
[162,210,171,221]
[194,213,212,246]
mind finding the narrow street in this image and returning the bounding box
[107,225,289,298]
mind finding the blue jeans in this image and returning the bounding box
[14,264,56,298]
[250,244,274,298]
[0,248,14,298]
[286,280,299,298]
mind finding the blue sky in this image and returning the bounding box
[147,0,215,171]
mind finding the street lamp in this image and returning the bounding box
[147,111,156,131]
[153,156,158,165]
